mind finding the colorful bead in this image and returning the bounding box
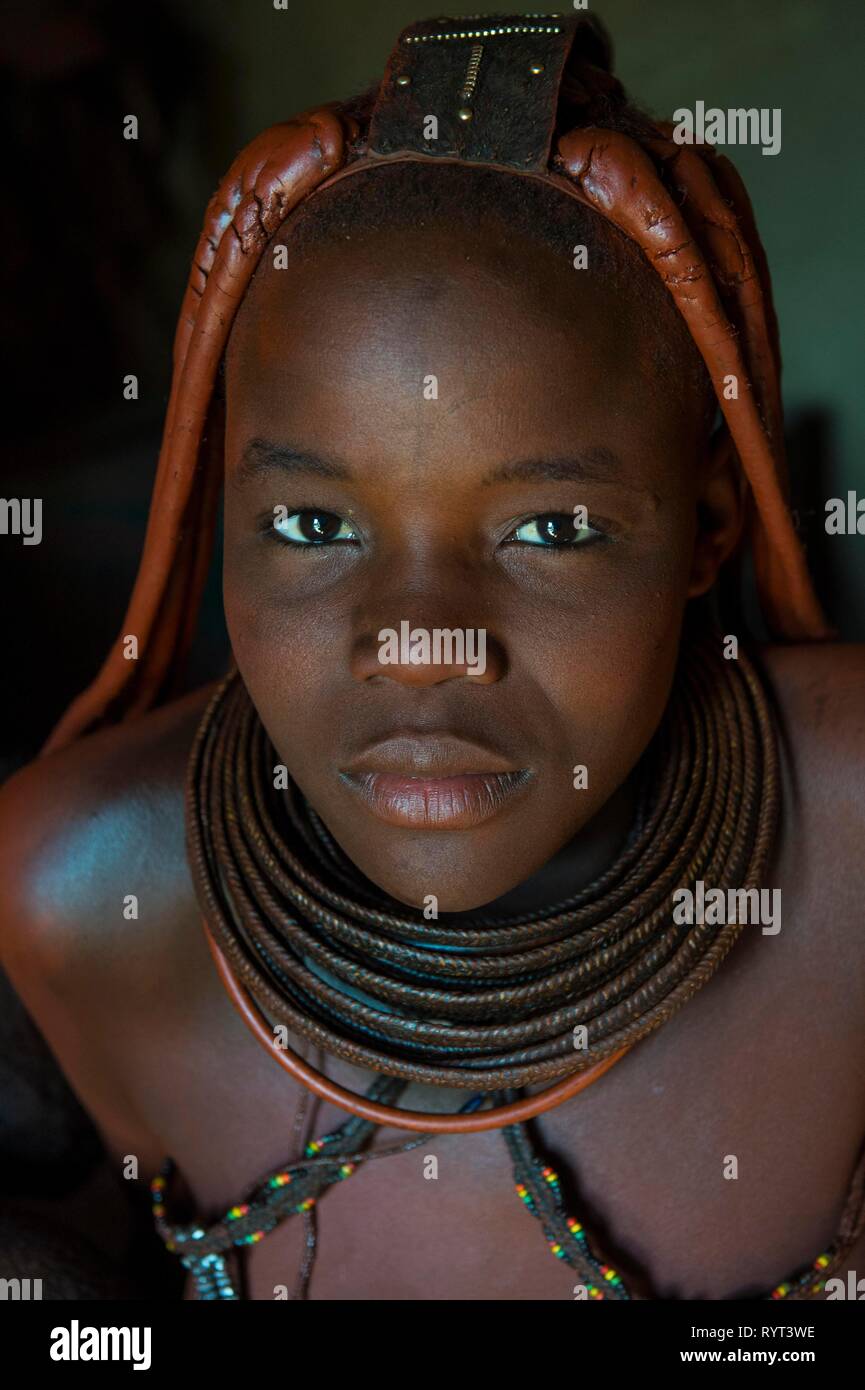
[154,1086,843,1308]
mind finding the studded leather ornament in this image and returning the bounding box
[369,12,582,169]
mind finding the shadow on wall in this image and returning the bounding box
[786,407,865,642]
[0,0,229,775]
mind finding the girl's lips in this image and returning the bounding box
[340,769,533,829]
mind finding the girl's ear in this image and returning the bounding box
[687,428,747,598]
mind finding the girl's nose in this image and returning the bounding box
[350,622,505,685]
[348,543,508,686]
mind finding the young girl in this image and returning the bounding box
[2,12,863,1302]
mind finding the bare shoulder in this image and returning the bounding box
[755,640,864,999]
[757,640,865,799]
[0,684,218,1150]
[0,683,215,986]
[759,638,865,721]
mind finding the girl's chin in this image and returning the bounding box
[350,865,539,917]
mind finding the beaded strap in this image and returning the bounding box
[151,1076,477,1299]
[152,1081,865,1301]
[503,1136,843,1302]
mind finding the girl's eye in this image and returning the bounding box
[505,512,603,547]
[272,509,358,546]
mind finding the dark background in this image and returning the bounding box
[0,0,863,1295]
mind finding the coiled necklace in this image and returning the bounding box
[153,631,865,1299]
[186,631,778,1131]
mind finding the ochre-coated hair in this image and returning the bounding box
[43,19,832,755]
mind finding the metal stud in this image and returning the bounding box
[529,62,545,75]
[457,106,474,122]
[405,24,562,43]
[396,74,411,86]
[459,41,484,104]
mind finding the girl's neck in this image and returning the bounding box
[476,770,639,918]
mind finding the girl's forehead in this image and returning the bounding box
[230,218,643,375]
[225,221,702,459]
[223,266,700,503]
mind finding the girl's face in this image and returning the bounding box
[223,209,736,912]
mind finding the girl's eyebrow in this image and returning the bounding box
[235,438,352,485]
[235,437,655,499]
[482,446,632,488]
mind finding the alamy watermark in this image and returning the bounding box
[378,621,487,677]
[0,1276,42,1299]
[672,880,781,935]
[0,497,41,545]
[50,1320,151,1369]
[825,492,865,534]
[672,102,781,157]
